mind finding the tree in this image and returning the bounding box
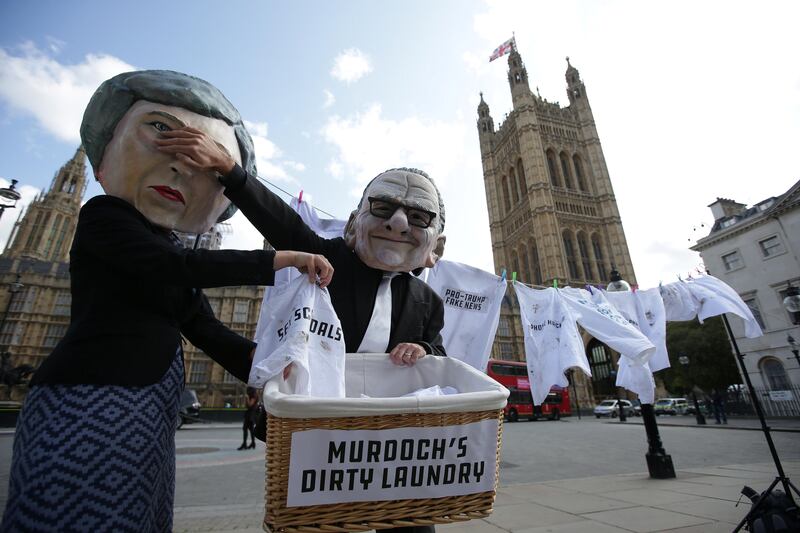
[661,316,740,395]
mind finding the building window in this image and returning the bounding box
[498,342,514,360]
[189,360,211,384]
[223,370,238,383]
[760,358,790,390]
[207,298,221,317]
[509,168,520,204]
[563,232,579,279]
[587,340,614,396]
[758,236,784,258]
[591,234,608,281]
[546,150,560,187]
[516,159,526,197]
[743,298,766,330]
[573,155,587,191]
[233,300,249,323]
[778,287,799,325]
[10,287,38,313]
[501,176,512,212]
[497,317,511,337]
[577,233,593,281]
[0,322,23,347]
[43,324,67,348]
[721,251,743,271]
[559,152,573,189]
[53,291,71,316]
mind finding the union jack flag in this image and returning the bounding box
[489,38,515,62]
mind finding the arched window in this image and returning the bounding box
[516,159,526,197]
[509,167,520,204]
[587,339,615,396]
[519,244,530,282]
[573,155,587,192]
[591,233,608,281]
[560,152,573,189]
[530,240,543,285]
[510,251,520,280]
[546,150,560,187]
[501,176,511,212]
[577,232,593,281]
[760,358,791,390]
[563,230,580,279]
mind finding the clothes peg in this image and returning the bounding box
[512,271,517,282]
[501,269,507,281]
[298,190,304,203]
[584,284,593,295]
[553,278,558,289]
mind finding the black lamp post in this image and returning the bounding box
[678,354,706,425]
[0,179,22,222]
[607,268,675,478]
[788,335,800,368]
[606,268,630,422]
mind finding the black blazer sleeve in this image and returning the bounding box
[78,195,276,288]
[181,293,254,382]
[418,293,446,357]
[223,165,336,256]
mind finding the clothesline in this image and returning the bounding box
[256,173,339,219]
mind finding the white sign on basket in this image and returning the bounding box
[286,418,498,507]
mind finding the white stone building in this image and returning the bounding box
[692,180,800,391]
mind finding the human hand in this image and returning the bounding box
[274,251,334,288]
[154,126,237,175]
[283,363,293,379]
[389,343,427,366]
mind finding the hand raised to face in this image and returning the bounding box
[97,101,242,234]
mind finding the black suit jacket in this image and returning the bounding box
[31,195,277,387]
[223,166,446,356]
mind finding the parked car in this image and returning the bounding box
[593,399,636,418]
[631,399,642,416]
[177,388,202,429]
[654,398,688,416]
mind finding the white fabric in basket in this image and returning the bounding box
[264,353,509,418]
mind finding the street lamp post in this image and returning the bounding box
[0,179,22,221]
[788,335,800,368]
[678,354,706,425]
[606,268,675,478]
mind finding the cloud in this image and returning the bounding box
[330,48,373,84]
[242,119,303,186]
[321,103,467,189]
[322,89,336,109]
[0,42,135,143]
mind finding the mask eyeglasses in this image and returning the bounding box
[367,197,437,229]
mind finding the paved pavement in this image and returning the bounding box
[3,418,799,532]
[172,461,800,532]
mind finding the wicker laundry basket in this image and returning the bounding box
[262,354,509,533]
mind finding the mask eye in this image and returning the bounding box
[148,121,172,133]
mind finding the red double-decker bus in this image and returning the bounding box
[486,359,571,421]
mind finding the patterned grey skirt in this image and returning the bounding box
[2,349,184,532]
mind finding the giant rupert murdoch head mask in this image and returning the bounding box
[80,70,256,234]
[343,168,446,272]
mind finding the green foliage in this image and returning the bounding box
[661,316,741,395]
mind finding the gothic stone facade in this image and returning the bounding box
[477,51,638,406]
[0,147,262,407]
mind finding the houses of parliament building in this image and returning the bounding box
[0,49,651,408]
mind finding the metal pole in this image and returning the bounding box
[570,370,581,420]
[691,390,706,425]
[640,403,676,478]
[721,313,793,499]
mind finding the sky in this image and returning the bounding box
[0,0,798,289]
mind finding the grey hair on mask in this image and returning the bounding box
[79,70,256,223]
[358,167,446,233]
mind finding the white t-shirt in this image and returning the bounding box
[513,284,591,405]
[424,260,507,371]
[605,288,669,372]
[660,281,698,322]
[687,275,763,338]
[560,287,656,366]
[250,276,346,398]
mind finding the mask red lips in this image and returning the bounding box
[149,185,185,204]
